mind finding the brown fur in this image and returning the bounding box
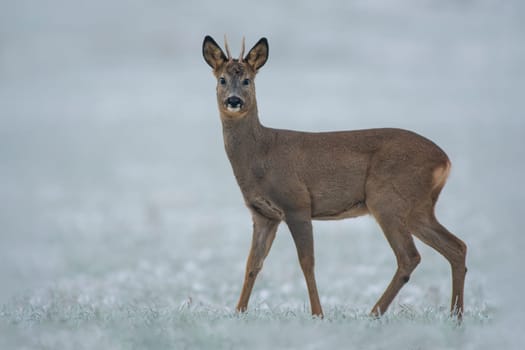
[203,35,467,319]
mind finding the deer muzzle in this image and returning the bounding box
[225,96,244,112]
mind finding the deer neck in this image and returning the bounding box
[221,105,266,168]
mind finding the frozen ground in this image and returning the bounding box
[1,0,524,349]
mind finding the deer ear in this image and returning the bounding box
[203,35,227,70]
[244,38,268,71]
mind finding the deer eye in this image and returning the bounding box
[242,79,250,86]
[219,77,226,85]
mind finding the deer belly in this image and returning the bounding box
[312,201,369,220]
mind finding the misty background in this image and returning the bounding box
[1,0,524,348]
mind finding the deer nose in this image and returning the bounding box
[226,96,243,108]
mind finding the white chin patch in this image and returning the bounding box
[227,106,241,113]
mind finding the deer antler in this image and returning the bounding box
[224,34,232,61]
[239,36,246,61]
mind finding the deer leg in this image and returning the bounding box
[369,211,421,317]
[236,214,280,313]
[286,213,323,318]
[410,213,467,318]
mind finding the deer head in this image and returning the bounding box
[203,35,269,119]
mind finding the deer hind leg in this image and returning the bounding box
[409,211,467,318]
[236,213,280,313]
[286,213,323,318]
[368,201,421,317]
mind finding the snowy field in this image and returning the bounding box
[1,0,524,349]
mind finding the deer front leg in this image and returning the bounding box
[286,213,324,318]
[236,213,280,313]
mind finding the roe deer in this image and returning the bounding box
[202,35,467,319]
